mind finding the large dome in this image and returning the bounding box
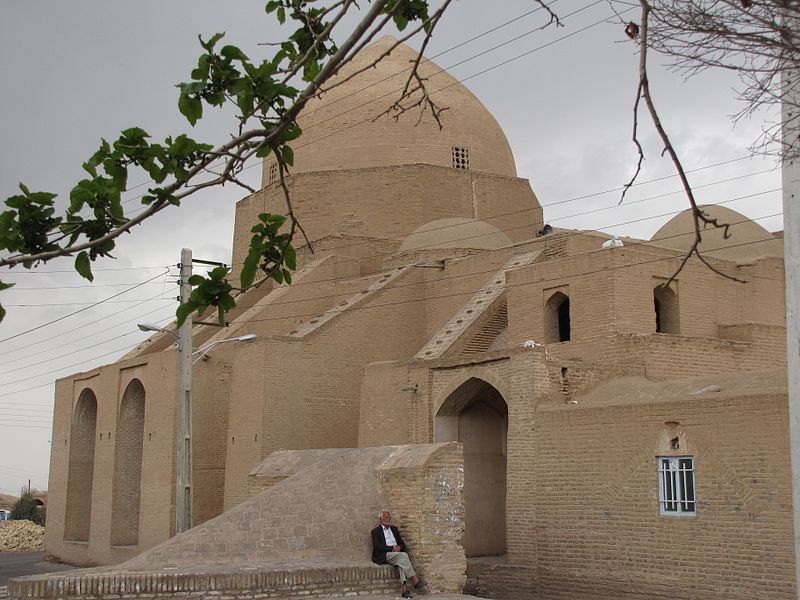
[398,218,513,252]
[649,205,783,262]
[262,36,517,184]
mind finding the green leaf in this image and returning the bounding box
[303,59,321,81]
[240,252,260,289]
[277,6,286,23]
[75,251,94,282]
[199,32,225,52]
[281,145,294,166]
[175,301,196,328]
[178,90,203,126]
[283,244,296,270]
[221,45,249,61]
[209,265,229,280]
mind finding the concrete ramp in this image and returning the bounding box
[9,443,465,600]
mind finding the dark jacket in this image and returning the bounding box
[371,524,407,564]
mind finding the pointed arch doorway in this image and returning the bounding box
[435,377,507,556]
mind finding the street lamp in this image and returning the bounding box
[193,333,257,364]
[137,323,180,346]
[135,318,257,534]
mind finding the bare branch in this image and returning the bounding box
[634,0,746,285]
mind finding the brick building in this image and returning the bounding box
[43,37,793,599]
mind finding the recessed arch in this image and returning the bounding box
[111,379,145,546]
[435,377,507,556]
[64,388,97,542]
[545,291,571,343]
[654,284,680,334]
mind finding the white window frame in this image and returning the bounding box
[658,456,696,516]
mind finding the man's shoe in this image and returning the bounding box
[414,579,427,589]
[401,591,413,598]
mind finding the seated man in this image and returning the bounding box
[370,510,426,598]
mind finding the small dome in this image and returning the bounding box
[399,218,512,252]
[649,205,783,262]
[263,36,517,184]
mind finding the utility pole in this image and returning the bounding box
[176,248,193,534]
[782,39,800,600]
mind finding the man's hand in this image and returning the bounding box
[392,545,401,552]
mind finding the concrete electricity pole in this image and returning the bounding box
[782,50,800,599]
[176,248,193,534]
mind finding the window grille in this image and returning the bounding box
[269,162,278,184]
[452,147,469,169]
[658,456,696,516]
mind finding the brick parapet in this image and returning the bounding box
[7,563,398,600]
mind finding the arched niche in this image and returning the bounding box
[64,388,97,542]
[111,379,145,546]
[654,284,680,334]
[545,291,571,343]
[435,377,507,556]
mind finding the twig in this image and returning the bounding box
[635,0,745,285]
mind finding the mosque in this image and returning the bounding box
[36,37,793,600]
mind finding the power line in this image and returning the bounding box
[0,340,142,393]
[0,269,169,344]
[0,290,176,359]
[0,209,782,402]
[0,293,178,373]
[0,172,779,384]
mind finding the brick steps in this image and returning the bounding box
[415,250,540,359]
[7,562,397,600]
[460,304,508,355]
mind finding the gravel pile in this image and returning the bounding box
[0,520,45,551]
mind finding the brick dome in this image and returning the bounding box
[649,204,783,262]
[399,218,512,252]
[262,36,517,185]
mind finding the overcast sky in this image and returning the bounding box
[0,0,783,496]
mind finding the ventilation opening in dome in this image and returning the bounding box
[452,146,470,169]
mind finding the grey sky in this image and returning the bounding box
[0,0,783,495]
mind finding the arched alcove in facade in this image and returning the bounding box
[545,291,571,343]
[435,377,507,556]
[654,284,680,334]
[111,379,145,546]
[64,388,98,542]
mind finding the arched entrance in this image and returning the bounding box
[435,377,507,556]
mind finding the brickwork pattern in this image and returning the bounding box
[110,379,144,547]
[16,444,465,600]
[45,34,792,600]
[529,372,794,600]
[416,251,541,359]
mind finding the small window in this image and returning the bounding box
[658,456,695,516]
[452,147,469,169]
[544,291,570,343]
[654,284,679,334]
[269,162,279,184]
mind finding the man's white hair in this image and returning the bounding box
[379,509,391,518]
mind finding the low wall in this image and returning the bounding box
[9,563,397,600]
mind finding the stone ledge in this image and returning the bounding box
[8,562,397,600]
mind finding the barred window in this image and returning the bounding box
[269,162,278,184]
[658,456,696,516]
[452,146,469,169]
